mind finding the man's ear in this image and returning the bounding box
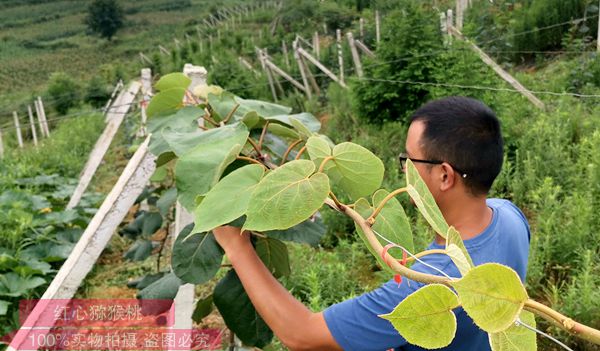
[440,163,455,192]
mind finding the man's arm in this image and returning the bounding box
[213,225,343,351]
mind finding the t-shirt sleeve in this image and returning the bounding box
[323,278,424,351]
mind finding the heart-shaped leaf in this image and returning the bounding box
[266,215,326,247]
[174,124,249,211]
[193,164,265,233]
[489,310,537,351]
[328,142,385,199]
[147,87,186,118]
[171,224,224,284]
[243,160,330,232]
[306,136,332,170]
[405,159,450,237]
[452,263,528,333]
[154,72,191,91]
[379,284,459,349]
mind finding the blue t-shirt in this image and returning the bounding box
[323,199,531,351]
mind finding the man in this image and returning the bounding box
[213,96,530,350]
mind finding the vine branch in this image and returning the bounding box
[258,121,270,150]
[367,187,407,224]
[318,156,335,173]
[236,156,266,169]
[295,145,307,160]
[223,103,240,124]
[248,138,262,156]
[281,139,303,165]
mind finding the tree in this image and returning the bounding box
[85,0,125,41]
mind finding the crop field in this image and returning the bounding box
[1,0,600,350]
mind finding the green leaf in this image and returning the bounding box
[306,136,332,169]
[379,284,459,349]
[0,300,9,315]
[236,97,292,118]
[214,270,273,348]
[154,72,191,91]
[171,225,224,284]
[445,227,474,277]
[266,112,321,132]
[328,142,385,199]
[192,294,214,323]
[372,189,414,253]
[150,164,168,182]
[142,212,162,236]
[255,237,290,278]
[193,164,264,233]
[129,272,166,290]
[405,159,450,237]
[266,215,325,246]
[148,106,203,156]
[353,198,394,274]
[147,88,186,118]
[489,310,537,351]
[156,188,177,217]
[243,160,330,232]
[0,273,46,297]
[174,124,249,211]
[123,239,153,261]
[137,271,181,300]
[241,111,260,128]
[268,123,299,139]
[163,122,249,157]
[289,117,314,139]
[451,263,528,333]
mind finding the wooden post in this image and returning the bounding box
[313,32,320,59]
[33,99,45,138]
[375,10,381,44]
[257,48,278,102]
[282,40,291,69]
[138,68,152,137]
[347,32,363,78]
[7,137,156,351]
[449,26,545,110]
[297,46,347,88]
[360,18,365,39]
[264,59,308,94]
[336,29,345,85]
[456,0,463,31]
[13,112,23,148]
[27,105,38,146]
[447,9,454,43]
[293,40,312,99]
[37,96,50,137]
[355,39,375,58]
[0,128,4,158]
[67,82,142,209]
[158,45,170,56]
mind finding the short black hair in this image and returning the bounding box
[409,96,503,195]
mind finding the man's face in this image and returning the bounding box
[405,120,440,201]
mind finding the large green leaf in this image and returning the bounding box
[236,97,292,118]
[255,237,290,278]
[242,160,330,232]
[489,310,537,351]
[379,284,459,349]
[372,189,414,253]
[266,112,321,133]
[214,270,273,348]
[328,142,385,199]
[306,136,332,170]
[174,124,249,211]
[192,294,214,323]
[154,72,191,91]
[147,87,186,118]
[452,263,528,333]
[171,224,224,284]
[445,227,474,277]
[268,123,299,139]
[156,188,177,217]
[266,216,326,247]
[207,93,292,123]
[141,212,162,236]
[164,122,248,157]
[193,164,265,233]
[148,106,204,156]
[405,159,450,237]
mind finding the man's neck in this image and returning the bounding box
[435,196,493,245]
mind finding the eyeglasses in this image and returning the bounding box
[398,152,468,178]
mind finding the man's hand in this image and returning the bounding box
[212,225,251,253]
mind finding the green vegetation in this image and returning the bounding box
[85,0,125,41]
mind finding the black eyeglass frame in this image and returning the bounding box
[398,152,468,178]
